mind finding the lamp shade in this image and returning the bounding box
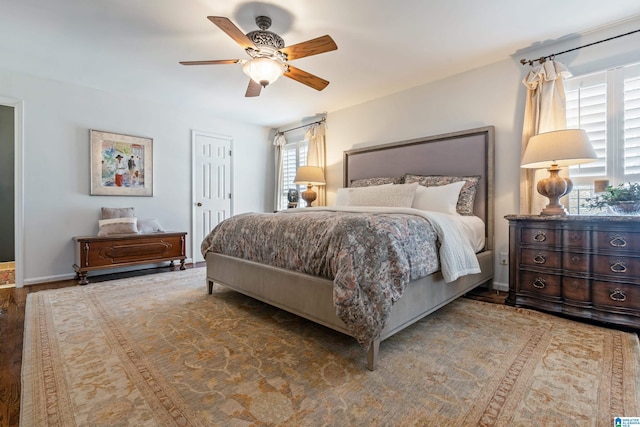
[521,129,597,169]
[293,166,325,185]
[242,57,286,87]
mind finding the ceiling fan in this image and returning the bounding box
[180,16,338,97]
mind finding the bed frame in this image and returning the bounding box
[206,126,495,370]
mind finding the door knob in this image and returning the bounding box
[196,202,202,207]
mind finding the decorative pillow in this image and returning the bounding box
[97,217,138,236]
[101,207,135,220]
[412,181,465,214]
[137,219,166,234]
[349,176,404,188]
[346,182,418,207]
[335,188,350,206]
[404,174,480,215]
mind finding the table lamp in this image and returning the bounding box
[293,166,325,207]
[521,129,597,216]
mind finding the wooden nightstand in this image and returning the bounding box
[505,215,640,329]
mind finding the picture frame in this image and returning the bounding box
[90,130,153,196]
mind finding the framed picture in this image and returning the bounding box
[90,130,153,196]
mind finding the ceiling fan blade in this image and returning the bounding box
[207,16,256,50]
[179,59,240,65]
[245,79,262,97]
[280,35,337,61]
[284,65,329,91]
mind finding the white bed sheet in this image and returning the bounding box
[453,214,486,253]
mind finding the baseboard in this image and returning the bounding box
[492,281,509,292]
[23,258,195,286]
[24,273,77,286]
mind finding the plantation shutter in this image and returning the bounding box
[280,142,308,207]
[566,74,607,179]
[624,70,640,178]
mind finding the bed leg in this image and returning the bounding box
[208,280,214,294]
[366,338,380,371]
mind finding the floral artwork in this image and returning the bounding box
[90,130,153,196]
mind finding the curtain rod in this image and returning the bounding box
[519,28,640,66]
[277,117,325,135]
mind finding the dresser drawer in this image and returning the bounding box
[563,228,590,249]
[562,276,590,301]
[562,252,590,273]
[520,227,560,246]
[592,281,640,310]
[592,255,640,282]
[594,230,640,254]
[520,248,561,269]
[519,271,561,297]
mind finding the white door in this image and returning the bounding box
[192,130,232,263]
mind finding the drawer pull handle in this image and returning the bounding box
[610,261,628,273]
[610,235,627,248]
[534,253,546,264]
[610,288,627,302]
[533,231,547,242]
[570,232,581,242]
[532,277,546,289]
[571,256,581,264]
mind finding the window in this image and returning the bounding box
[280,139,308,208]
[565,62,640,214]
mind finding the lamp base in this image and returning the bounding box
[537,164,573,216]
[301,184,317,207]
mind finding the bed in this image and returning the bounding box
[202,126,495,370]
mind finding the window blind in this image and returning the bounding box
[280,142,308,207]
[566,79,607,178]
[624,74,640,176]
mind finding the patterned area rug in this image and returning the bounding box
[21,268,640,426]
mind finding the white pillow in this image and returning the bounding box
[335,188,351,206]
[335,184,393,206]
[97,217,138,236]
[412,181,465,214]
[137,219,166,234]
[346,182,418,207]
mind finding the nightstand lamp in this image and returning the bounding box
[521,129,597,216]
[293,166,325,207]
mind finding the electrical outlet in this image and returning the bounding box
[499,252,508,266]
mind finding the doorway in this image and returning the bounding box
[191,130,232,263]
[0,105,14,287]
[0,97,24,288]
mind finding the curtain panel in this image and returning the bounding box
[520,60,572,214]
[305,122,327,206]
[273,133,288,211]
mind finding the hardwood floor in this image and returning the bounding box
[0,262,204,427]
[0,266,502,427]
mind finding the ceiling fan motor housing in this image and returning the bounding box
[246,30,285,51]
[246,16,285,58]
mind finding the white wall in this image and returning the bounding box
[323,18,640,290]
[0,69,270,284]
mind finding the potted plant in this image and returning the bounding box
[583,182,640,214]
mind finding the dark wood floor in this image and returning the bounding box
[0,266,504,427]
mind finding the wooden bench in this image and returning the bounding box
[73,232,187,285]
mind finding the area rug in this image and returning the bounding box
[21,269,640,426]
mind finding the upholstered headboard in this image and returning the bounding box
[343,126,494,250]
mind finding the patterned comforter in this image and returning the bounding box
[201,207,479,348]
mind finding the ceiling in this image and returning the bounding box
[1,0,640,128]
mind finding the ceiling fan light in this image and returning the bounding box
[242,57,286,87]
